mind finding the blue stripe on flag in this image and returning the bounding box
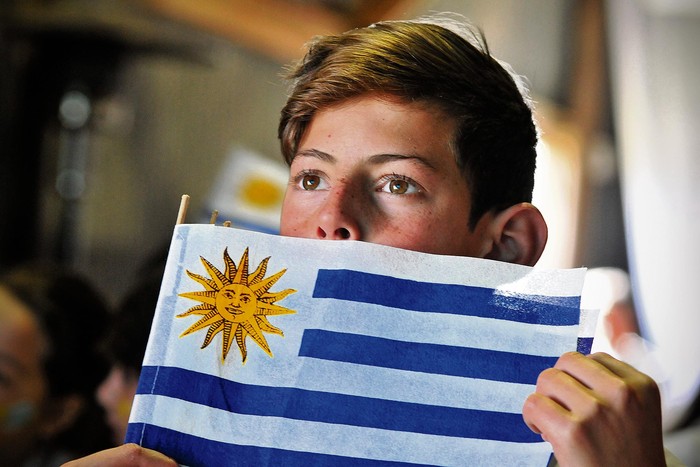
[299,330,557,385]
[136,366,541,443]
[313,269,580,325]
[577,337,594,354]
[127,422,425,467]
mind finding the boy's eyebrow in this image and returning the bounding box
[294,149,436,169]
[367,153,436,169]
[294,148,335,163]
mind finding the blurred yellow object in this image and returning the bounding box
[241,177,284,209]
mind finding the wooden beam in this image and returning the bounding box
[138,0,418,63]
[349,0,419,27]
[139,0,349,62]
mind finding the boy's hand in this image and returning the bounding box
[62,443,177,467]
[523,351,665,466]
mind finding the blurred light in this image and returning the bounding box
[59,90,91,129]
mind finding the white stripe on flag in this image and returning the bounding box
[130,394,552,467]
[309,298,581,357]
[291,358,533,413]
[579,308,599,338]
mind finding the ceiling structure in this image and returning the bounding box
[2,0,419,63]
[136,0,419,62]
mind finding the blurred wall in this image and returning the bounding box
[69,45,289,300]
[607,0,700,432]
[2,0,592,304]
[2,0,633,302]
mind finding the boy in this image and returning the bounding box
[64,14,667,466]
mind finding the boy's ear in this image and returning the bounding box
[484,203,548,266]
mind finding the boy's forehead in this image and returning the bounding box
[298,94,459,162]
[322,93,448,118]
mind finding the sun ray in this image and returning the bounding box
[235,326,248,363]
[200,256,227,289]
[249,269,286,296]
[178,247,296,363]
[181,311,222,336]
[257,303,297,316]
[249,257,270,285]
[221,321,234,361]
[241,320,272,357]
[185,270,217,291]
[256,316,284,336]
[201,320,223,348]
[259,288,296,304]
[177,303,214,317]
[232,248,250,286]
[179,290,217,306]
[223,248,238,282]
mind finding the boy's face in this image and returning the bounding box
[280,94,492,257]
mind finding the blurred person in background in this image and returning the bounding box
[0,264,113,466]
[97,273,161,445]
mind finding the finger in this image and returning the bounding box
[522,391,571,442]
[538,365,599,409]
[556,352,661,414]
[61,444,178,467]
[587,351,645,378]
[523,365,600,436]
[554,351,619,391]
[589,352,662,410]
[550,352,628,415]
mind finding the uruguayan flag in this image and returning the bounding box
[126,224,594,466]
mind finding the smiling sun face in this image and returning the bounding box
[177,247,296,363]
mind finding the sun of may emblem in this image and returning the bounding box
[177,247,296,363]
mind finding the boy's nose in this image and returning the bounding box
[316,188,363,240]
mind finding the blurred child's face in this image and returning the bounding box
[0,287,49,465]
[96,365,140,445]
[280,94,492,257]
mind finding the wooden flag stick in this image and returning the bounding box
[176,194,190,225]
[209,210,219,224]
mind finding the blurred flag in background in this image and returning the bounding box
[202,146,288,233]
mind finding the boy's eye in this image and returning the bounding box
[379,175,421,195]
[387,179,409,194]
[302,174,321,190]
[291,170,328,191]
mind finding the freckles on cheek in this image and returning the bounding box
[280,224,300,236]
[374,222,423,248]
[404,217,441,246]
